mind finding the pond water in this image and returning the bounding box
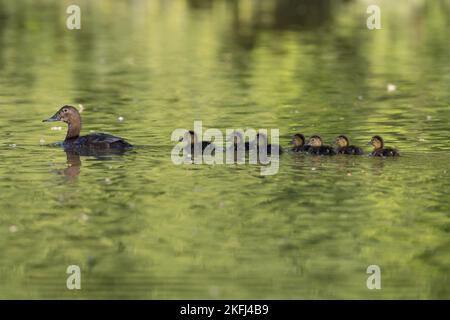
[0,0,449,299]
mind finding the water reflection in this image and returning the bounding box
[0,0,449,299]
[63,151,81,181]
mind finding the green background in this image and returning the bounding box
[0,0,449,298]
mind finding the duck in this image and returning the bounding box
[228,131,251,152]
[368,135,400,157]
[334,135,364,155]
[289,133,310,153]
[43,105,133,153]
[306,135,336,155]
[179,130,214,155]
[252,132,283,155]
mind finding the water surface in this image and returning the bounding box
[0,0,449,299]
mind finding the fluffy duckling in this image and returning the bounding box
[289,133,310,153]
[179,130,214,155]
[43,105,132,151]
[253,132,283,155]
[369,135,400,157]
[334,135,364,155]
[228,131,251,152]
[306,135,336,155]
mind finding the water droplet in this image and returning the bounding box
[387,84,397,92]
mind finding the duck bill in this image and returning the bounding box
[42,113,60,122]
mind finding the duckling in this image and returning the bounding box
[289,133,310,153]
[334,135,364,155]
[43,105,132,151]
[253,132,283,155]
[369,135,400,157]
[306,135,336,155]
[179,130,214,155]
[228,131,251,152]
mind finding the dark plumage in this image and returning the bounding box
[306,135,336,156]
[290,133,310,153]
[43,105,132,153]
[253,133,283,155]
[334,135,364,155]
[369,135,400,157]
[228,131,251,152]
[179,130,214,155]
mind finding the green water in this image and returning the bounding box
[0,0,449,299]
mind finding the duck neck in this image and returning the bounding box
[65,120,81,141]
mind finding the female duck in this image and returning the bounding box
[289,133,310,153]
[306,135,336,155]
[334,135,364,155]
[369,135,400,157]
[43,105,132,151]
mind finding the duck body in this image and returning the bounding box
[306,135,336,156]
[228,131,252,153]
[43,105,133,153]
[369,135,400,157]
[336,146,364,155]
[180,130,216,156]
[257,144,283,155]
[188,141,214,154]
[290,134,310,153]
[63,133,133,151]
[308,145,336,156]
[334,135,363,155]
[253,133,283,155]
[370,148,399,157]
[292,145,310,153]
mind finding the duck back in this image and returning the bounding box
[309,146,336,156]
[292,145,310,153]
[64,133,133,150]
[370,148,399,157]
[337,146,364,155]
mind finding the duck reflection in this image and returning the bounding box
[63,151,82,181]
[58,148,132,182]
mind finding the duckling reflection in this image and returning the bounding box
[61,151,81,181]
